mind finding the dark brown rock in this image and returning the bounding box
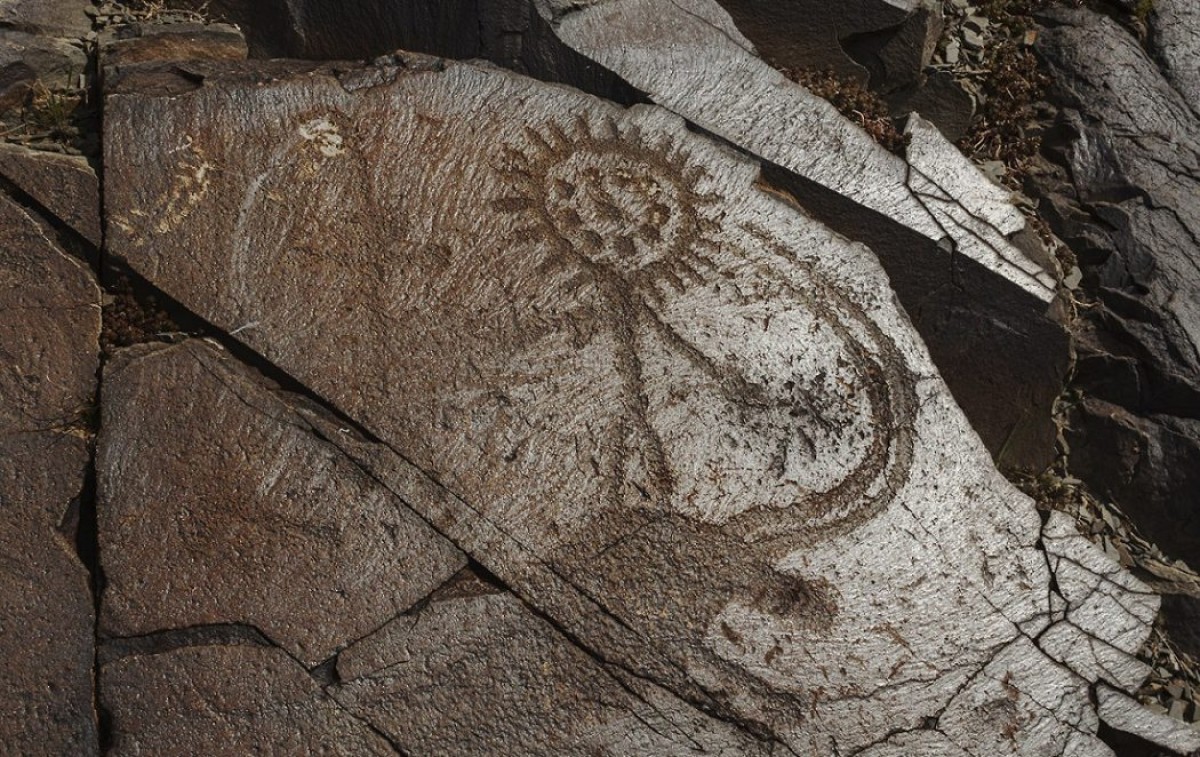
[711,0,942,94]
[0,30,86,112]
[1160,592,1200,663]
[1036,8,1200,562]
[0,0,93,38]
[334,580,771,755]
[101,643,397,755]
[97,340,466,666]
[1149,0,1200,113]
[181,0,478,59]
[1066,397,1200,563]
[900,70,975,142]
[0,194,97,434]
[0,142,100,246]
[99,22,248,71]
[0,193,99,755]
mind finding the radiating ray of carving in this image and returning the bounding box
[105,56,1155,755]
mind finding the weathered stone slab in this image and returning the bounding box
[105,55,1148,753]
[334,580,772,755]
[0,142,100,246]
[0,0,92,38]
[97,339,467,666]
[1096,684,1200,756]
[101,643,397,755]
[0,30,86,111]
[0,193,99,755]
[1040,511,1158,693]
[1150,0,1200,113]
[537,0,1068,469]
[99,22,248,71]
[1037,7,1200,563]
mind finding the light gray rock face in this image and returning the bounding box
[537,0,1067,470]
[1096,684,1200,755]
[98,340,467,666]
[1036,8,1200,563]
[101,643,398,755]
[334,581,773,755]
[0,194,99,755]
[1150,0,1200,113]
[104,55,1153,754]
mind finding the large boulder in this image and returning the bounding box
[103,53,1161,754]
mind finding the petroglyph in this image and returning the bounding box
[491,117,918,544]
[104,58,1155,754]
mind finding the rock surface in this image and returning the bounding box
[101,642,397,755]
[0,30,86,110]
[1036,7,1200,564]
[0,0,93,38]
[335,578,773,755]
[99,22,248,71]
[0,193,99,755]
[710,0,942,95]
[0,142,100,245]
[538,0,1068,471]
[98,339,467,667]
[104,54,1152,754]
[1150,0,1200,113]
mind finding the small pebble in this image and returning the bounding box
[1168,698,1188,720]
[945,40,961,65]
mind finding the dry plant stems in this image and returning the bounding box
[778,67,910,154]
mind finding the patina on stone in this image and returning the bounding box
[104,54,1152,754]
[334,575,773,755]
[0,193,99,755]
[98,339,467,667]
[1036,7,1200,564]
[0,142,101,246]
[101,642,398,755]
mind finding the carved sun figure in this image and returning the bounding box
[491,115,917,546]
[492,117,726,304]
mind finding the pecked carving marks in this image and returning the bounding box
[492,117,918,547]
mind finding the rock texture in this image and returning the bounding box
[101,642,398,755]
[0,0,93,38]
[0,193,99,755]
[335,579,773,755]
[710,0,942,95]
[99,22,248,71]
[1035,7,1200,564]
[0,30,86,110]
[0,142,100,245]
[98,340,466,666]
[1150,0,1200,113]
[536,0,1068,471]
[104,54,1155,754]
